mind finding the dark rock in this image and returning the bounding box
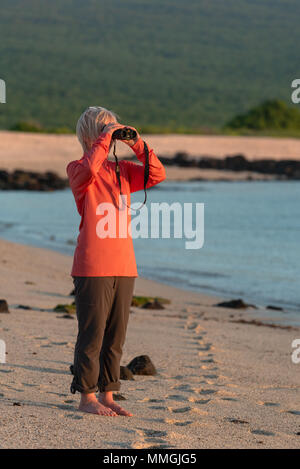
[198,157,225,170]
[225,154,249,171]
[120,366,134,381]
[58,314,74,319]
[0,168,69,191]
[127,355,157,376]
[13,402,22,406]
[173,152,197,167]
[266,305,284,311]
[0,299,9,313]
[142,300,165,310]
[17,304,31,310]
[215,299,256,309]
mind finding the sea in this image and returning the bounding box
[0,180,299,325]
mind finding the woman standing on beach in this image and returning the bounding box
[66,107,166,416]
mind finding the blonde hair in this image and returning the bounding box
[76,106,119,153]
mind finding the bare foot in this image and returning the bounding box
[98,397,133,417]
[79,395,117,416]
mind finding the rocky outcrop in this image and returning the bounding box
[215,299,256,309]
[158,153,300,179]
[0,169,69,190]
[0,299,9,313]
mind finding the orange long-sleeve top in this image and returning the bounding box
[66,132,166,277]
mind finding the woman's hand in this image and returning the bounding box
[122,125,140,147]
[101,122,126,137]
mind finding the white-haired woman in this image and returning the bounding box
[67,107,166,416]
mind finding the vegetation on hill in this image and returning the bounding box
[225,100,300,133]
[0,0,299,134]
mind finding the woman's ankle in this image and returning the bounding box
[80,392,97,403]
[98,391,114,403]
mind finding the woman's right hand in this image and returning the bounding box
[101,122,126,137]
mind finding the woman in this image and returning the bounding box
[67,106,166,416]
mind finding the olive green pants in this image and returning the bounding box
[70,276,135,394]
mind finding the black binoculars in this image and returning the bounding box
[112,127,137,141]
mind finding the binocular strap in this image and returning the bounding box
[113,140,149,211]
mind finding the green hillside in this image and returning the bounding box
[0,0,299,132]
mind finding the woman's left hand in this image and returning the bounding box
[122,125,140,147]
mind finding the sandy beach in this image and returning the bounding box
[1,131,300,181]
[0,238,299,449]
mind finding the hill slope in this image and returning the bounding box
[0,0,299,131]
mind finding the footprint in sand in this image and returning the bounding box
[225,417,249,425]
[185,322,199,330]
[198,343,213,352]
[189,397,211,404]
[166,394,189,402]
[131,428,171,449]
[198,352,210,358]
[149,405,167,410]
[220,397,239,402]
[257,401,280,407]
[139,429,168,438]
[194,334,207,340]
[168,406,192,413]
[172,384,193,392]
[199,389,217,395]
[200,365,218,371]
[66,413,83,420]
[51,341,69,346]
[164,418,194,426]
[251,429,275,436]
[132,441,171,449]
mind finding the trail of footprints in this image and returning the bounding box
[131,315,222,448]
[131,312,299,445]
[2,319,299,448]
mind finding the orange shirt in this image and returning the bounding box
[66,132,166,277]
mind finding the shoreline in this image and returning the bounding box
[1,131,300,182]
[0,234,297,326]
[0,238,299,449]
[0,233,300,327]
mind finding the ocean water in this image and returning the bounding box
[0,181,299,323]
